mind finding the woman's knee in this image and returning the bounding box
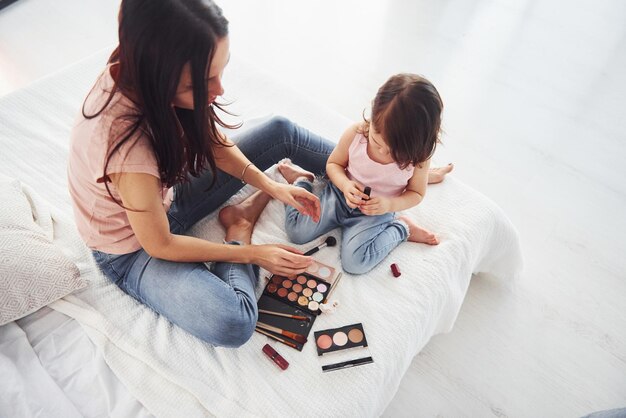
[185,283,258,347]
[219,314,257,348]
[195,307,257,348]
[266,115,295,137]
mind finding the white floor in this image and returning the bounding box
[1,0,625,416]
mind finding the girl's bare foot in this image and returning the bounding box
[219,190,272,244]
[278,160,315,184]
[398,215,439,245]
[427,163,454,184]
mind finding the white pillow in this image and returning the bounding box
[0,179,85,326]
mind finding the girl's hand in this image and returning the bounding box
[252,244,313,276]
[271,182,320,222]
[342,181,370,209]
[359,196,393,215]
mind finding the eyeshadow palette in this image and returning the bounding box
[263,257,338,316]
[314,323,369,355]
[256,258,341,350]
[264,272,331,315]
[314,323,374,372]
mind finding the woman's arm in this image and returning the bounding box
[111,172,313,276]
[213,135,321,221]
[213,135,276,194]
[111,171,253,263]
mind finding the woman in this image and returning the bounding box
[68,0,332,347]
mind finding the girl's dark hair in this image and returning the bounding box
[83,0,235,203]
[360,73,443,169]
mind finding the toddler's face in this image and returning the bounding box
[172,36,230,110]
[368,122,391,158]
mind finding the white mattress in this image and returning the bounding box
[0,49,522,417]
[0,307,152,418]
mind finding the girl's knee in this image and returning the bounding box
[286,225,314,245]
[340,249,371,275]
[285,215,318,245]
[341,260,372,276]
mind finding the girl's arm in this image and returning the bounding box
[327,123,370,207]
[359,159,430,215]
[392,158,430,211]
[110,172,311,276]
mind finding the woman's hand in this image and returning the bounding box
[252,244,313,276]
[271,182,320,222]
[359,196,393,216]
[341,181,369,209]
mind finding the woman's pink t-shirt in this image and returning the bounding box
[67,68,172,254]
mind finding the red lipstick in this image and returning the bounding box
[262,344,289,370]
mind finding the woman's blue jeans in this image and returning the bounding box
[92,117,334,347]
[285,181,409,275]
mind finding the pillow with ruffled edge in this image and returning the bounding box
[0,178,85,326]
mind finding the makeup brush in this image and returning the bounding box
[303,236,337,256]
[256,322,307,344]
[255,327,298,349]
[259,309,309,321]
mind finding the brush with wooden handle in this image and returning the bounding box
[255,327,298,349]
[256,321,307,343]
[258,309,309,321]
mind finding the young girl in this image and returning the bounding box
[280,73,452,275]
[67,0,336,348]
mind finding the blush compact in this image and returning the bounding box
[313,323,374,372]
[314,323,368,355]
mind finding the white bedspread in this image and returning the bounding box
[0,49,522,417]
[0,306,153,418]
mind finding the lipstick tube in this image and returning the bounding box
[262,344,289,370]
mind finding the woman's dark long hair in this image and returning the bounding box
[83,0,235,204]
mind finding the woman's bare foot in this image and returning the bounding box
[278,160,315,184]
[398,215,439,245]
[219,191,272,244]
[427,163,454,184]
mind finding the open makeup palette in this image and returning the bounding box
[314,323,374,372]
[257,257,341,351]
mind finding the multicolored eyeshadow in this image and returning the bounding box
[264,270,331,315]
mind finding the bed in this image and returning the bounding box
[0,49,523,417]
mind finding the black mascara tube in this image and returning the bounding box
[321,356,374,372]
